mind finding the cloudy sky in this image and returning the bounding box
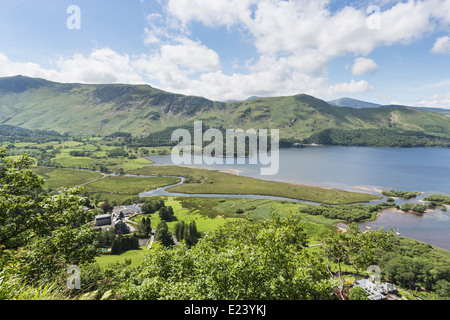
[1,0,450,108]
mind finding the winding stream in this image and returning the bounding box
[138,176,322,205]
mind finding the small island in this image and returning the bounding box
[381,189,421,199]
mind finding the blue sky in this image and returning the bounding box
[1,0,450,108]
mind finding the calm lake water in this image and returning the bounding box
[146,146,450,250]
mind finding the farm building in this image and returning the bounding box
[95,213,112,226]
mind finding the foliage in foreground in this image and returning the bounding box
[82,213,397,300]
[0,149,98,285]
[114,212,335,300]
[0,269,65,300]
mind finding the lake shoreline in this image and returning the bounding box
[144,146,450,250]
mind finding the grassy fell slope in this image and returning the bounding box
[0,75,449,139]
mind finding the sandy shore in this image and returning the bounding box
[353,186,385,194]
[150,163,243,175]
[218,169,243,175]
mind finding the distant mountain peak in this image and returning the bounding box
[327,97,381,109]
[0,74,53,94]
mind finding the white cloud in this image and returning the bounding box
[407,92,450,109]
[159,38,220,73]
[133,37,221,91]
[156,0,442,100]
[144,27,161,45]
[165,0,437,58]
[0,49,144,85]
[166,0,257,28]
[3,0,450,102]
[325,80,373,96]
[431,35,450,54]
[352,57,378,76]
[0,53,66,81]
[56,48,144,84]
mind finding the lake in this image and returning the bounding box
[146,146,450,250]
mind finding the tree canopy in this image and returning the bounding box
[0,149,98,281]
[118,212,334,300]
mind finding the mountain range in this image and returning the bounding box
[0,75,449,140]
[328,97,450,115]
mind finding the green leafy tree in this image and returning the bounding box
[0,149,98,281]
[158,207,167,220]
[93,193,102,206]
[118,211,333,300]
[167,206,174,216]
[183,225,189,244]
[174,221,185,242]
[137,220,147,238]
[433,280,450,298]
[348,286,369,300]
[321,223,394,299]
[141,202,155,215]
[187,221,199,247]
[100,202,113,214]
[158,206,175,221]
[111,237,121,255]
[154,221,174,247]
[137,217,151,237]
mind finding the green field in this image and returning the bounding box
[83,175,179,203]
[128,165,380,205]
[52,152,154,172]
[32,166,180,203]
[32,167,104,189]
[95,247,150,268]
[130,197,240,234]
[83,176,179,194]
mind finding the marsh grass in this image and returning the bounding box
[128,165,379,205]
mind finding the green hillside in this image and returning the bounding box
[0,75,449,141]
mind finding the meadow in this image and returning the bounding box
[128,165,380,205]
[31,166,180,204]
[82,176,180,203]
[95,247,151,268]
[130,196,338,242]
[130,197,240,234]
[32,166,104,189]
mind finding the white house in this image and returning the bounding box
[355,279,398,300]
